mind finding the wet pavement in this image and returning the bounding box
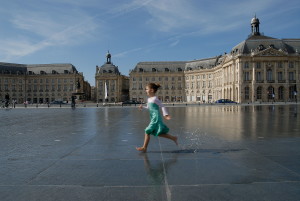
[0,104,300,201]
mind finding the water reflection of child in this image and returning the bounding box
[142,153,177,185]
[136,83,178,153]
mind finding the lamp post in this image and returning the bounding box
[294,85,297,103]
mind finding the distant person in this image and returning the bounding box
[4,93,10,108]
[71,96,76,108]
[136,83,178,153]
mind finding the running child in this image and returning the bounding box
[136,83,178,152]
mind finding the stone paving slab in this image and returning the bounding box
[0,105,300,201]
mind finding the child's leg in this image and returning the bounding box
[159,134,178,145]
[136,134,150,152]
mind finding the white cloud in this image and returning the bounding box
[1,6,100,61]
[169,39,179,47]
[143,0,285,34]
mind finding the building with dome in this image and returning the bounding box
[95,51,129,102]
[130,16,299,103]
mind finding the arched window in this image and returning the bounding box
[278,86,284,100]
[245,87,250,100]
[152,68,157,72]
[289,86,296,100]
[267,86,274,99]
[257,86,262,99]
[177,68,182,72]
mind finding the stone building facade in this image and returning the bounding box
[0,62,91,104]
[129,17,299,103]
[95,52,129,103]
[129,61,186,103]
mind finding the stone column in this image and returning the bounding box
[252,61,256,102]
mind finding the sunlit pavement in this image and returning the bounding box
[0,105,299,201]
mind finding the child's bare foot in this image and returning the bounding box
[174,136,178,146]
[136,147,147,152]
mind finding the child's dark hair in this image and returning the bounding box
[147,83,161,92]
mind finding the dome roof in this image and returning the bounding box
[251,16,260,24]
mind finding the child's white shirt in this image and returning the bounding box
[144,96,169,116]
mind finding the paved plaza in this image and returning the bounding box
[0,104,300,201]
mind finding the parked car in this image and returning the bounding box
[215,99,237,104]
[121,100,142,105]
[50,100,66,104]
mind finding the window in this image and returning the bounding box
[245,87,250,100]
[267,69,273,81]
[256,72,262,81]
[278,72,284,81]
[244,72,250,81]
[165,68,169,72]
[257,86,262,99]
[152,68,157,72]
[278,87,284,100]
[244,62,249,69]
[289,72,295,81]
[289,62,294,68]
[256,62,261,69]
[267,86,274,99]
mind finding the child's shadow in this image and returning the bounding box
[140,153,177,185]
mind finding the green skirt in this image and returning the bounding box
[145,103,169,136]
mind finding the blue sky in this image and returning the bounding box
[0,0,299,86]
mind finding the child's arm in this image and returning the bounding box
[154,98,169,117]
[139,103,148,110]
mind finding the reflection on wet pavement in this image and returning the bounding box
[0,105,299,201]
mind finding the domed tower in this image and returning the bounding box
[106,51,111,64]
[251,15,260,36]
